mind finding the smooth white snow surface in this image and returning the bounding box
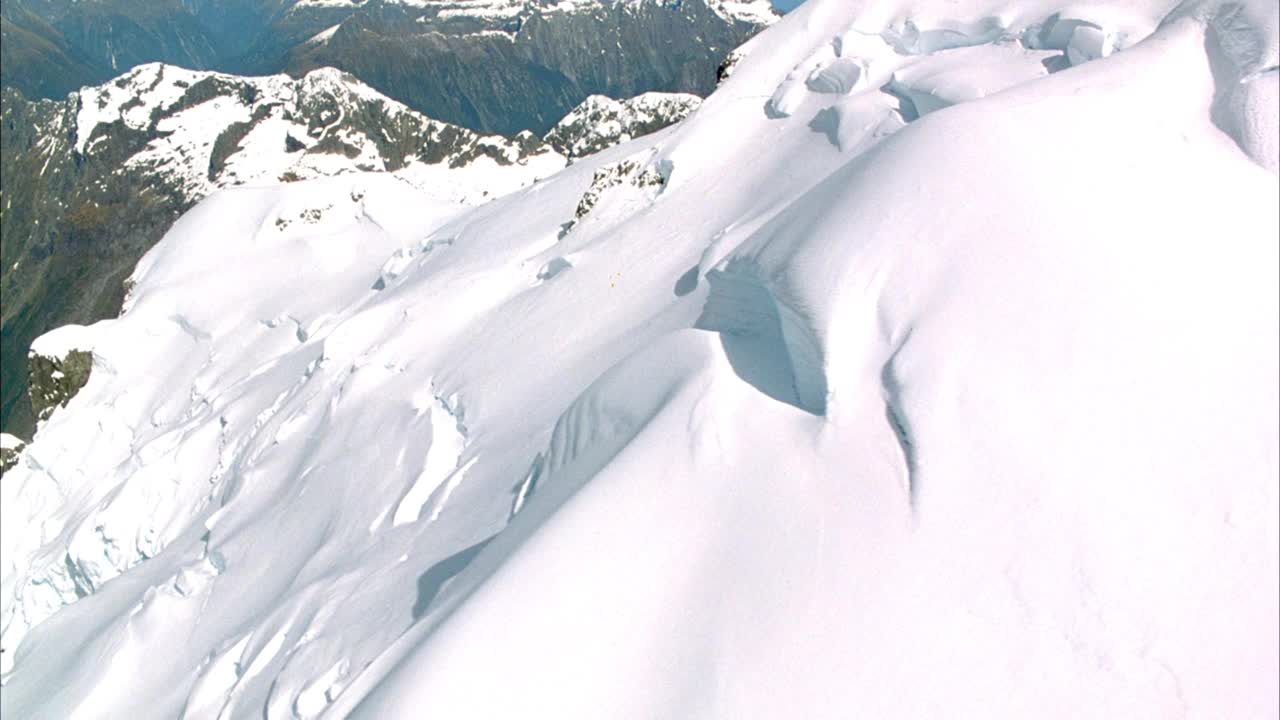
[26,324,97,362]
[2,0,1277,718]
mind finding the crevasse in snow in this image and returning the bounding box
[1,0,1277,718]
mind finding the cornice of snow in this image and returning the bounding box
[0,1,1275,717]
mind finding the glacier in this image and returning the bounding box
[1,0,1277,717]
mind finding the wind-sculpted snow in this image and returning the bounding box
[695,261,828,415]
[2,0,1278,717]
[0,61,569,439]
[1,58,711,439]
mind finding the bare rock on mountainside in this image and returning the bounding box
[27,349,92,425]
[0,434,23,475]
[544,93,702,160]
[0,64,564,438]
[0,66,712,438]
[1,0,776,135]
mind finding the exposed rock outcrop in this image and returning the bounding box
[544,92,701,160]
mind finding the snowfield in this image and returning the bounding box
[67,62,567,204]
[2,0,1277,718]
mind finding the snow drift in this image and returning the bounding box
[2,0,1277,717]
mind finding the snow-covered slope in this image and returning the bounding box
[3,64,694,440]
[2,0,1278,718]
[69,62,564,201]
[0,61,565,439]
[544,92,703,160]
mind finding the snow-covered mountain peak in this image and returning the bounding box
[544,92,702,159]
[287,0,778,23]
[68,62,562,202]
[0,57,713,448]
[73,63,241,155]
[531,0,778,25]
[285,0,778,45]
[707,0,777,25]
[1,0,1277,717]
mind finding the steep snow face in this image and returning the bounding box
[2,0,1278,718]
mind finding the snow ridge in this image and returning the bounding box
[544,92,703,160]
[1,1,1277,719]
[70,62,566,204]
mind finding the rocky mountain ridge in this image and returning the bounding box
[544,92,702,160]
[0,62,701,438]
[2,0,774,134]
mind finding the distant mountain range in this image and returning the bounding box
[0,62,702,438]
[1,0,774,134]
[0,0,769,437]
